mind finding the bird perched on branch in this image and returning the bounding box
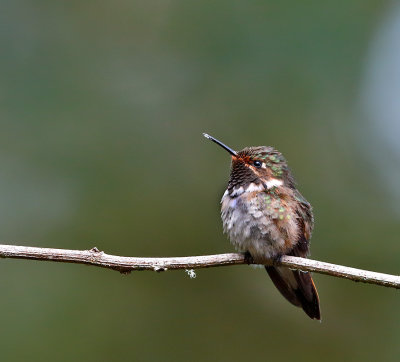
[203,133,320,320]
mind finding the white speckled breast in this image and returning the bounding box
[220,183,298,262]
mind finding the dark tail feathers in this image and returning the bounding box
[266,266,320,320]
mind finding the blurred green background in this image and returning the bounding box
[1,1,400,361]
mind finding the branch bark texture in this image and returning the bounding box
[0,244,399,289]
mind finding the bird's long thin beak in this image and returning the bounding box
[203,133,237,156]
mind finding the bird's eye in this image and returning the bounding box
[253,160,262,168]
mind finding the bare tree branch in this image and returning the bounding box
[0,244,398,289]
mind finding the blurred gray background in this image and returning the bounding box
[1,1,399,361]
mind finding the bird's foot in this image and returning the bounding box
[271,254,283,266]
[244,251,255,265]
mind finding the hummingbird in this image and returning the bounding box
[203,133,320,320]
